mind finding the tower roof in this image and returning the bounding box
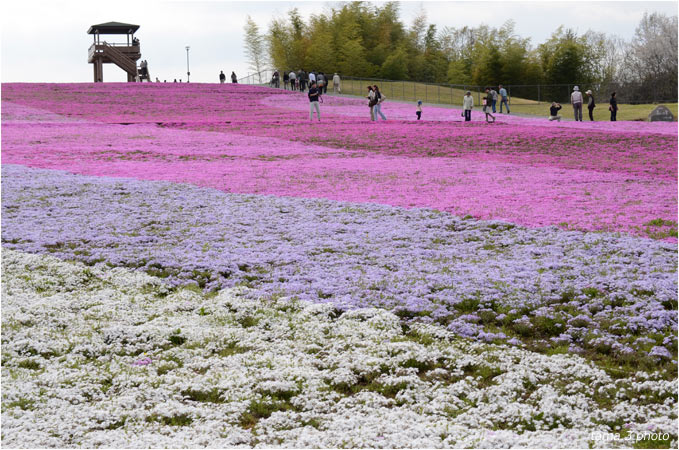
[87,22,140,35]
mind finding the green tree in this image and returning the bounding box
[305,14,336,73]
[545,38,587,84]
[287,8,308,69]
[474,44,503,87]
[243,15,266,82]
[380,45,409,79]
[421,25,448,82]
[251,2,636,97]
[338,39,375,77]
[447,59,471,85]
[538,28,591,100]
[267,18,293,71]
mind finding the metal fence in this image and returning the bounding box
[238,70,277,87]
[239,70,677,107]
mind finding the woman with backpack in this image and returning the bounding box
[373,85,387,121]
[367,86,376,121]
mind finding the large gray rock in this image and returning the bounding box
[648,105,675,122]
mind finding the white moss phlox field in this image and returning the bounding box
[2,250,676,448]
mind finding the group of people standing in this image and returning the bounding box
[460,85,511,123]
[480,85,511,114]
[275,70,330,93]
[551,87,619,121]
[270,70,341,94]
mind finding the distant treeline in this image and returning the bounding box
[244,2,677,102]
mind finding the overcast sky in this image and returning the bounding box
[1,0,677,83]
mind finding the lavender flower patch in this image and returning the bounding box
[2,165,677,371]
[2,249,676,448]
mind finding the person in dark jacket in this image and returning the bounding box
[586,90,595,121]
[231,72,238,83]
[319,72,327,94]
[549,102,562,121]
[609,92,618,121]
[299,70,307,91]
[308,82,321,122]
[219,71,226,84]
[316,72,325,94]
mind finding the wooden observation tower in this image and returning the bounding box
[87,22,146,82]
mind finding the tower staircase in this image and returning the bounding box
[102,42,138,79]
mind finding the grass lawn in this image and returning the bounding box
[508,102,679,122]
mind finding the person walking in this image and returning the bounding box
[308,71,317,86]
[498,85,510,113]
[321,73,328,94]
[299,70,307,91]
[283,71,289,90]
[490,87,498,113]
[549,102,562,121]
[571,86,583,121]
[317,72,325,94]
[609,92,618,121]
[463,91,474,121]
[367,86,376,121]
[333,73,341,93]
[219,71,226,84]
[231,72,238,83]
[373,85,387,121]
[585,90,595,121]
[289,70,297,91]
[308,82,321,122]
[416,100,422,120]
[482,90,495,123]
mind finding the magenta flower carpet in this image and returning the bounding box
[3,83,677,238]
[2,83,677,448]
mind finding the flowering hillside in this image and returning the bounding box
[2,83,677,448]
[2,83,676,240]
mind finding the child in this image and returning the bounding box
[416,100,422,120]
[482,96,495,123]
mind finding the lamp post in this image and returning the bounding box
[185,46,190,83]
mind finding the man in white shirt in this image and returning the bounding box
[571,86,583,121]
[332,73,341,93]
[289,71,297,91]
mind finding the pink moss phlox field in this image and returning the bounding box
[2,83,677,240]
